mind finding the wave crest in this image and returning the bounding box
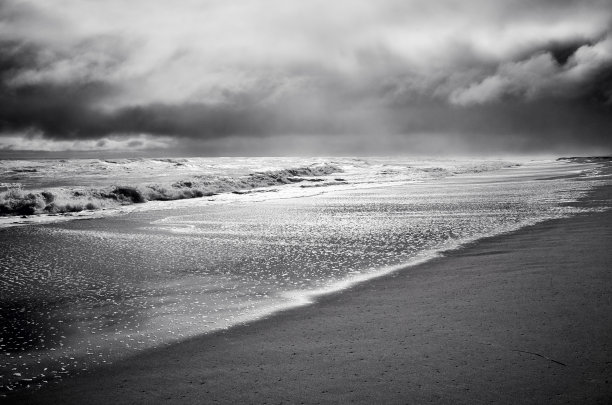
[0,163,341,216]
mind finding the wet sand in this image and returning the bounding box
[7,194,612,404]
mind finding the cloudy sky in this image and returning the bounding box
[1,0,611,156]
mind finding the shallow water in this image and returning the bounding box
[0,158,607,392]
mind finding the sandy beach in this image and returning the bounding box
[2,0,611,401]
[5,184,610,405]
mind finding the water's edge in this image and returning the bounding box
[2,159,610,396]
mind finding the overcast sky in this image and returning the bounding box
[1,0,611,156]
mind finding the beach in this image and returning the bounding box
[7,183,611,404]
[3,1,611,402]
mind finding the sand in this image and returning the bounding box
[6,191,612,404]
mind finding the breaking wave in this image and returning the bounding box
[0,163,341,216]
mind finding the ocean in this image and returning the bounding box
[0,157,608,393]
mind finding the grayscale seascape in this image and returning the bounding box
[1,0,611,403]
[1,157,609,394]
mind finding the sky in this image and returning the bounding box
[0,0,611,157]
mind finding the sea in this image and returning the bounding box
[0,156,609,393]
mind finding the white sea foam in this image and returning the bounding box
[0,157,520,226]
[0,160,342,217]
[0,157,608,393]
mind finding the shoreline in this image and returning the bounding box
[0,158,596,230]
[6,185,611,404]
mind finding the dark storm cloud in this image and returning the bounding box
[448,35,612,106]
[1,0,611,154]
[547,41,592,66]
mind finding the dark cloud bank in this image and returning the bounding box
[0,0,611,156]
